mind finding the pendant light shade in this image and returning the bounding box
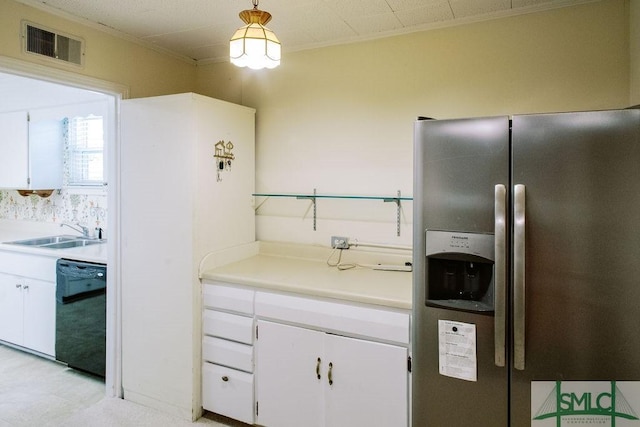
[230,1,281,70]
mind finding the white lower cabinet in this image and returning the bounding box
[0,272,56,356]
[201,280,410,427]
[255,320,408,427]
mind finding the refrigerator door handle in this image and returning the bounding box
[494,184,507,368]
[514,184,526,370]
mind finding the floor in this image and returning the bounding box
[0,344,240,427]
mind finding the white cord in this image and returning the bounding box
[348,239,412,251]
[326,248,409,271]
[326,248,357,270]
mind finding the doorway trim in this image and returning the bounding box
[0,54,128,398]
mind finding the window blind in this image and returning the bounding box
[68,115,104,186]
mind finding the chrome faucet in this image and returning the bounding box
[60,222,90,238]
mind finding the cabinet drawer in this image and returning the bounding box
[255,291,410,345]
[203,336,253,372]
[203,283,254,315]
[202,362,254,424]
[203,310,254,344]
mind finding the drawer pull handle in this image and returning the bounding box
[316,357,321,379]
[328,362,333,386]
[221,376,229,382]
[15,284,21,289]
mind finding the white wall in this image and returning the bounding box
[196,0,630,250]
[0,0,196,98]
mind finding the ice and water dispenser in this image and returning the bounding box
[425,230,495,313]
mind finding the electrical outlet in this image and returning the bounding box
[331,236,349,249]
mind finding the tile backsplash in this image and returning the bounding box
[0,189,107,229]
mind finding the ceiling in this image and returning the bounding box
[15,0,595,64]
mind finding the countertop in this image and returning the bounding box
[0,220,107,264]
[200,241,413,310]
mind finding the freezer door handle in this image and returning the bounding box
[494,184,507,367]
[514,184,526,370]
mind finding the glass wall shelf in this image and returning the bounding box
[252,190,413,236]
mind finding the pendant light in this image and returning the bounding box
[230,0,281,70]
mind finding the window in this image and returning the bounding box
[66,115,104,187]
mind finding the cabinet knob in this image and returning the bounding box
[316,357,322,380]
[23,285,29,290]
[328,362,333,386]
[221,376,229,382]
[15,284,21,289]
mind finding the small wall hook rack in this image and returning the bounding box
[214,140,235,182]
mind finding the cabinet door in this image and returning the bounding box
[28,119,63,189]
[22,279,56,356]
[256,320,324,427]
[0,273,24,345]
[0,111,29,188]
[324,334,408,427]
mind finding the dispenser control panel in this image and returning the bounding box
[425,230,494,261]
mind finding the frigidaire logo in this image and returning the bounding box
[532,381,639,426]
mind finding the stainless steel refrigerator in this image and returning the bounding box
[412,109,640,427]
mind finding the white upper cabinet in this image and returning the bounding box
[0,111,29,188]
[0,110,63,190]
[27,117,64,189]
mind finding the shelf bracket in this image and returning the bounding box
[383,190,402,237]
[252,190,412,235]
[296,188,317,231]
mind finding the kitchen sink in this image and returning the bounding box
[5,235,78,246]
[4,235,105,249]
[44,239,103,249]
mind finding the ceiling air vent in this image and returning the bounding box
[22,21,84,66]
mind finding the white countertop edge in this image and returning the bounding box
[203,272,411,310]
[0,242,107,264]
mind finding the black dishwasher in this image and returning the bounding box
[55,258,106,377]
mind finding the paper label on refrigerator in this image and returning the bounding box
[438,320,477,382]
[531,381,640,427]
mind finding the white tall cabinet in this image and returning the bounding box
[120,93,255,420]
